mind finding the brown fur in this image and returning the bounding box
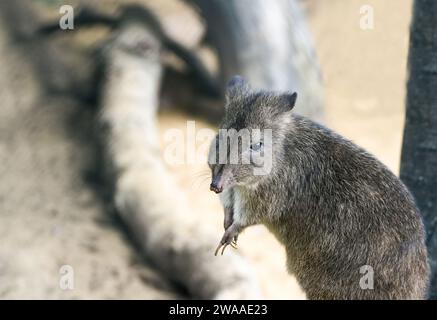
[208,76,430,299]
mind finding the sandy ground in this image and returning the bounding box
[0,0,412,299]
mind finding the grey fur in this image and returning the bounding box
[208,77,430,299]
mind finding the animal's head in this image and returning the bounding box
[208,76,297,193]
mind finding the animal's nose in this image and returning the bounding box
[209,182,223,194]
[210,166,224,193]
[209,177,223,193]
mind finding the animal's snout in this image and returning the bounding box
[210,182,223,194]
[210,164,226,193]
[210,173,224,194]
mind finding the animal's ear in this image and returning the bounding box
[280,92,298,111]
[225,75,250,101]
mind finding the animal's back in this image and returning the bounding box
[259,116,429,299]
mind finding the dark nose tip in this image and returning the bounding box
[209,183,223,194]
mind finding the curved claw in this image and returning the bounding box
[221,243,230,255]
[214,243,222,256]
[214,224,240,256]
[214,240,237,255]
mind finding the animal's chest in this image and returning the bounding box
[232,187,268,224]
[231,189,246,223]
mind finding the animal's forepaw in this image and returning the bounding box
[214,225,240,256]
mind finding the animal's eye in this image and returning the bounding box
[250,141,263,152]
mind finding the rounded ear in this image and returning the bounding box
[282,92,298,111]
[226,75,250,101]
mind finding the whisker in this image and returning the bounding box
[192,169,211,177]
[189,176,212,191]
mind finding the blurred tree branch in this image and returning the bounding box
[36,4,222,107]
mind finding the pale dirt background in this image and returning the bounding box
[0,0,412,299]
